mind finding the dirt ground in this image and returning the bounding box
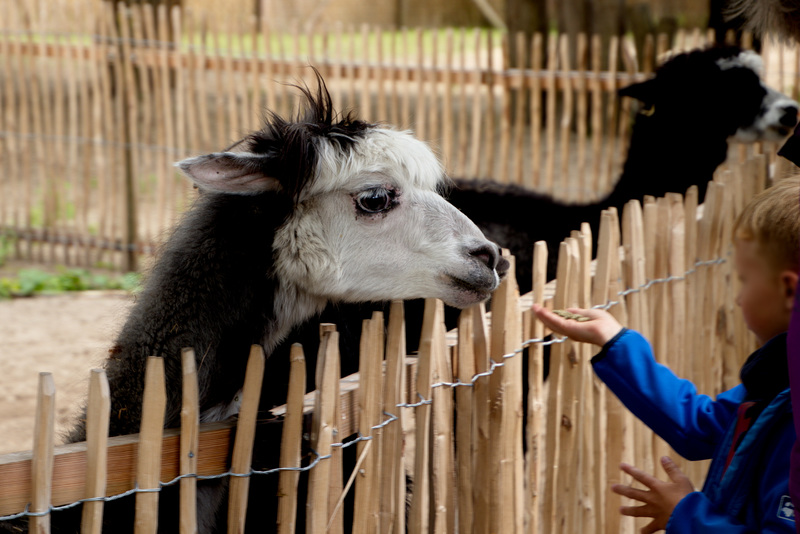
[0,278,134,455]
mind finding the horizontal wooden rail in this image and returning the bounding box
[0,421,233,516]
[1,41,648,91]
[0,359,415,517]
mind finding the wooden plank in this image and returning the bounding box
[400,28,411,130]
[276,345,306,534]
[484,31,496,179]
[306,332,338,533]
[556,238,581,534]
[353,315,384,534]
[428,30,440,149]
[227,346,266,534]
[621,200,654,534]
[590,34,603,197]
[525,241,548,534]
[497,33,512,183]
[490,252,524,533]
[30,373,56,534]
[194,11,212,152]
[455,307,475,534]
[414,29,426,141]
[576,33,589,203]
[408,299,439,534]
[81,370,110,534]
[431,313,454,533]
[442,29,454,173]
[388,28,400,127]
[600,207,633,534]
[558,35,573,194]
[602,36,619,196]
[511,32,526,185]
[467,29,483,178]
[321,326,344,534]
[134,357,166,534]
[544,32,558,193]
[590,213,613,533]
[24,6,43,264]
[576,226,595,534]
[542,240,572,533]
[179,350,199,534]
[159,4,177,245]
[376,27,387,122]
[470,302,491,533]
[529,33,543,190]
[380,301,406,534]
[117,1,141,270]
[89,2,111,265]
[455,28,469,177]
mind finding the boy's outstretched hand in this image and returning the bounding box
[612,456,695,533]
[532,304,624,347]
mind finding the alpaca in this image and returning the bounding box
[14,78,507,534]
[448,45,798,292]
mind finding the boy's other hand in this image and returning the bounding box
[611,456,695,533]
[532,304,623,347]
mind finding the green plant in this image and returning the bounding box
[0,267,142,299]
[0,233,16,268]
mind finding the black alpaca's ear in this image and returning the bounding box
[619,78,658,105]
[176,152,283,195]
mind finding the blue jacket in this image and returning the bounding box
[592,329,796,532]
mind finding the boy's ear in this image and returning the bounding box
[781,269,799,307]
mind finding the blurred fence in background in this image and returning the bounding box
[1,0,797,270]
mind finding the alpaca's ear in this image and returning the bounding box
[176,152,283,194]
[619,78,657,105]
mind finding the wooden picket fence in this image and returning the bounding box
[1,0,798,271]
[0,152,771,533]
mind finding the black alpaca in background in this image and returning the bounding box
[449,45,797,292]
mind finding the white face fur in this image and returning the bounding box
[272,128,504,311]
[720,51,799,142]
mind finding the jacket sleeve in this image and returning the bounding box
[666,488,795,533]
[591,329,745,460]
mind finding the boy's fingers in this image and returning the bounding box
[565,307,604,318]
[611,483,651,504]
[618,504,656,518]
[660,456,684,481]
[620,463,659,489]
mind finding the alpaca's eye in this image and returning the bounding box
[356,188,396,213]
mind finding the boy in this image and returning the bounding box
[534,176,800,533]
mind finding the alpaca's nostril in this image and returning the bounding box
[496,257,510,279]
[470,245,493,268]
[780,106,798,127]
[469,244,499,270]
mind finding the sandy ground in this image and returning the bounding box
[0,288,134,455]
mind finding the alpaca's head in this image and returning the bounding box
[620,46,798,143]
[177,76,508,310]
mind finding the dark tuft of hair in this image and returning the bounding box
[243,68,373,200]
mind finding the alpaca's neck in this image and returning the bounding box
[267,282,329,354]
[602,114,730,212]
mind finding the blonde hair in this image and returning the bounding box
[733,175,800,273]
